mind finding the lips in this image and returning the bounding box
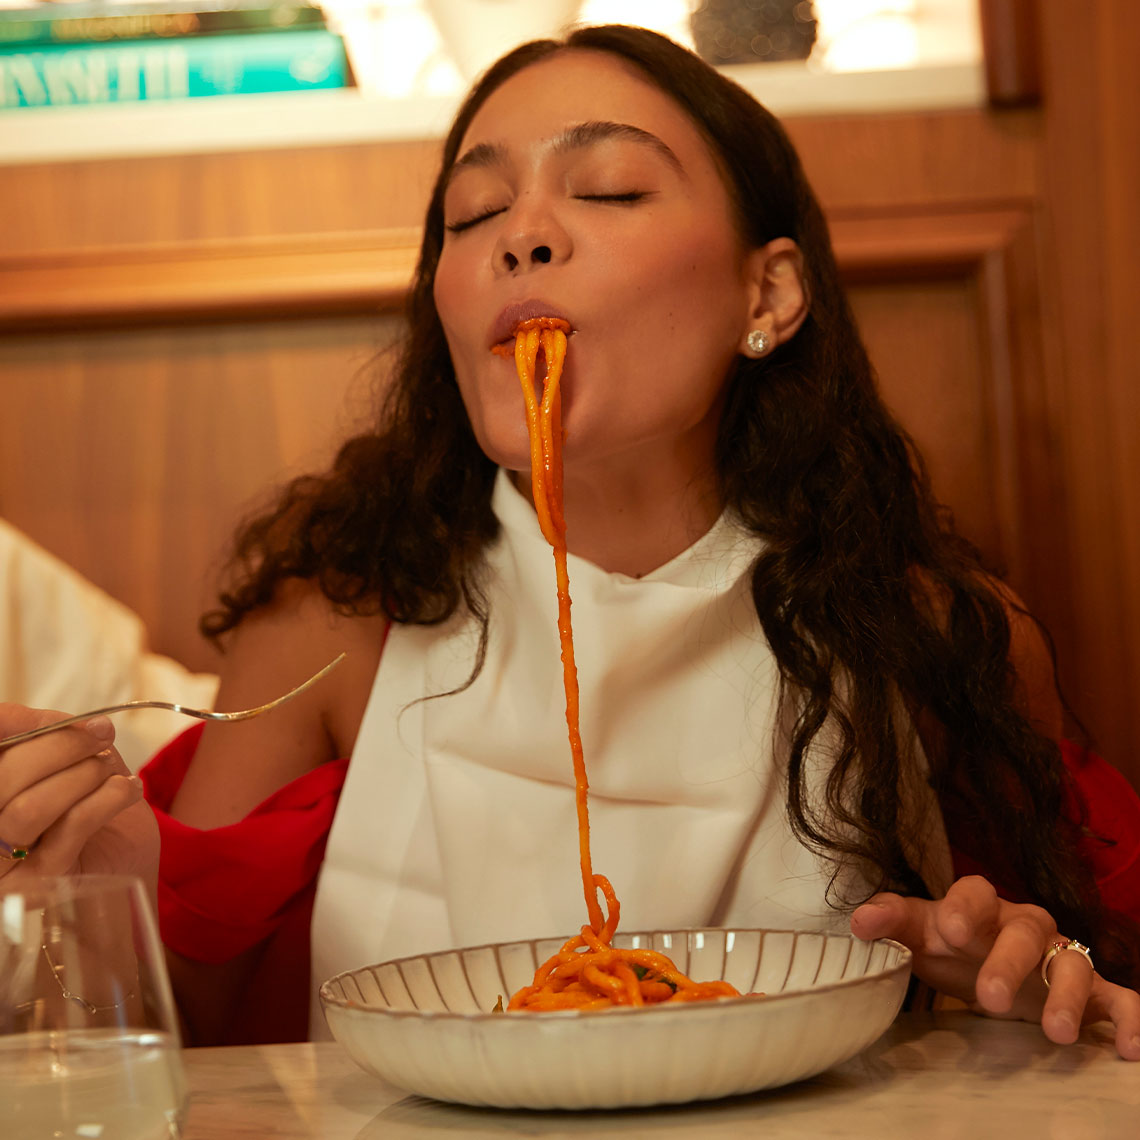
[489,301,574,351]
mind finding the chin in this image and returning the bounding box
[469,420,533,473]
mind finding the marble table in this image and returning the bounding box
[181,1012,1139,1139]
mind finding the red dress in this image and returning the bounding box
[140,730,1140,1044]
[139,723,347,1043]
[948,741,1140,920]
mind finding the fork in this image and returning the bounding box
[0,652,347,750]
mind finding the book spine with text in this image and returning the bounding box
[0,27,351,108]
[0,4,326,50]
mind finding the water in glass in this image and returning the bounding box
[0,875,188,1140]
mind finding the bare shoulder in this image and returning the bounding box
[167,579,389,828]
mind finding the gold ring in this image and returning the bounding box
[1040,938,1095,988]
[0,837,37,861]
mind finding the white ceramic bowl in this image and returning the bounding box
[320,928,912,1110]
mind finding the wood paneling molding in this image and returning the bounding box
[830,210,1026,280]
[0,229,420,332]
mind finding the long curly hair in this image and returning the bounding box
[202,26,1138,986]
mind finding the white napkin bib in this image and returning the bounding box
[310,471,863,1036]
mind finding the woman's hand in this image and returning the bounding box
[851,874,1140,1060]
[0,704,159,888]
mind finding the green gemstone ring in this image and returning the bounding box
[0,838,36,861]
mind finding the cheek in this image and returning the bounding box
[432,254,466,338]
[432,256,489,432]
[606,233,744,424]
[670,228,742,301]
[618,234,747,371]
[434,237,492,335]
[615,221,743,324]
[434,258,491,423]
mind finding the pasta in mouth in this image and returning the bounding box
[492,316,567,415]
[496,316,756,1011]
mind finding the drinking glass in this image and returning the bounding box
[0,874,188,1140]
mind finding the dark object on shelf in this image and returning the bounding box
[978,0,1041,107]
[690,0,816,66]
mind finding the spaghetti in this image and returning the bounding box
[495,317,747,1011]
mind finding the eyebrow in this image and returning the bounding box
[448,119,686,184]
[553,121,685,174]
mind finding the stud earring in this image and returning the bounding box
[746,329,771,357]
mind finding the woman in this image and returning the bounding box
[2,26,1138,1054]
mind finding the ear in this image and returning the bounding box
[739,238,808,358]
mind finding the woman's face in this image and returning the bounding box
[433,50,756,482]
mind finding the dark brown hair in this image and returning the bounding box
[203,26,1137,986]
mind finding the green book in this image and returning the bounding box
[0,27,352,108]
[0,2,327,49]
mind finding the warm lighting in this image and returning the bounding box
[323,0,981,98]
[812,0,918,70]
[577,0,694,48]
[320,0,461,98]
[811,0,980,73]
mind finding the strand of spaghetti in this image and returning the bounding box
[524,993,612,1011]
[516,321,605,936]
[593,873,620,942]
[611,959,646,1007]
[515,327,558,546]
[582,963,627,1000]
[538,327,567,534]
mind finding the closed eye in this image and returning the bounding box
[575,192,650,204]
[445,192,650,233]
[445,206,506,234]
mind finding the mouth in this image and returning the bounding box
[489,302,574,354]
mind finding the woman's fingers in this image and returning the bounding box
[851,876,1140,1061]
[854,876,1009,952]
[1040,943,1096,1044]
[874,876,1057,1015]
[851,878,1058,1013]
[0,749,127,848]
[1086,978,1140,1060]
[849,892,927,946]
[0,707,127,876]
[30,771,145,875]
[931,875,1002,948]
[965,904,1055,1014]
[0,711,116,801]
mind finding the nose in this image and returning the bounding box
[502,244,551,271]
[493,199,571,276]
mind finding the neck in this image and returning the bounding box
[509,451,724,578]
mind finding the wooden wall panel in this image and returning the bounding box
[1034,0,1140,783]
[850,279,998,557]
[841,209,1075,686]
[0,316,402,671]
[0,139,442,255]
[786,108,1040,212]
